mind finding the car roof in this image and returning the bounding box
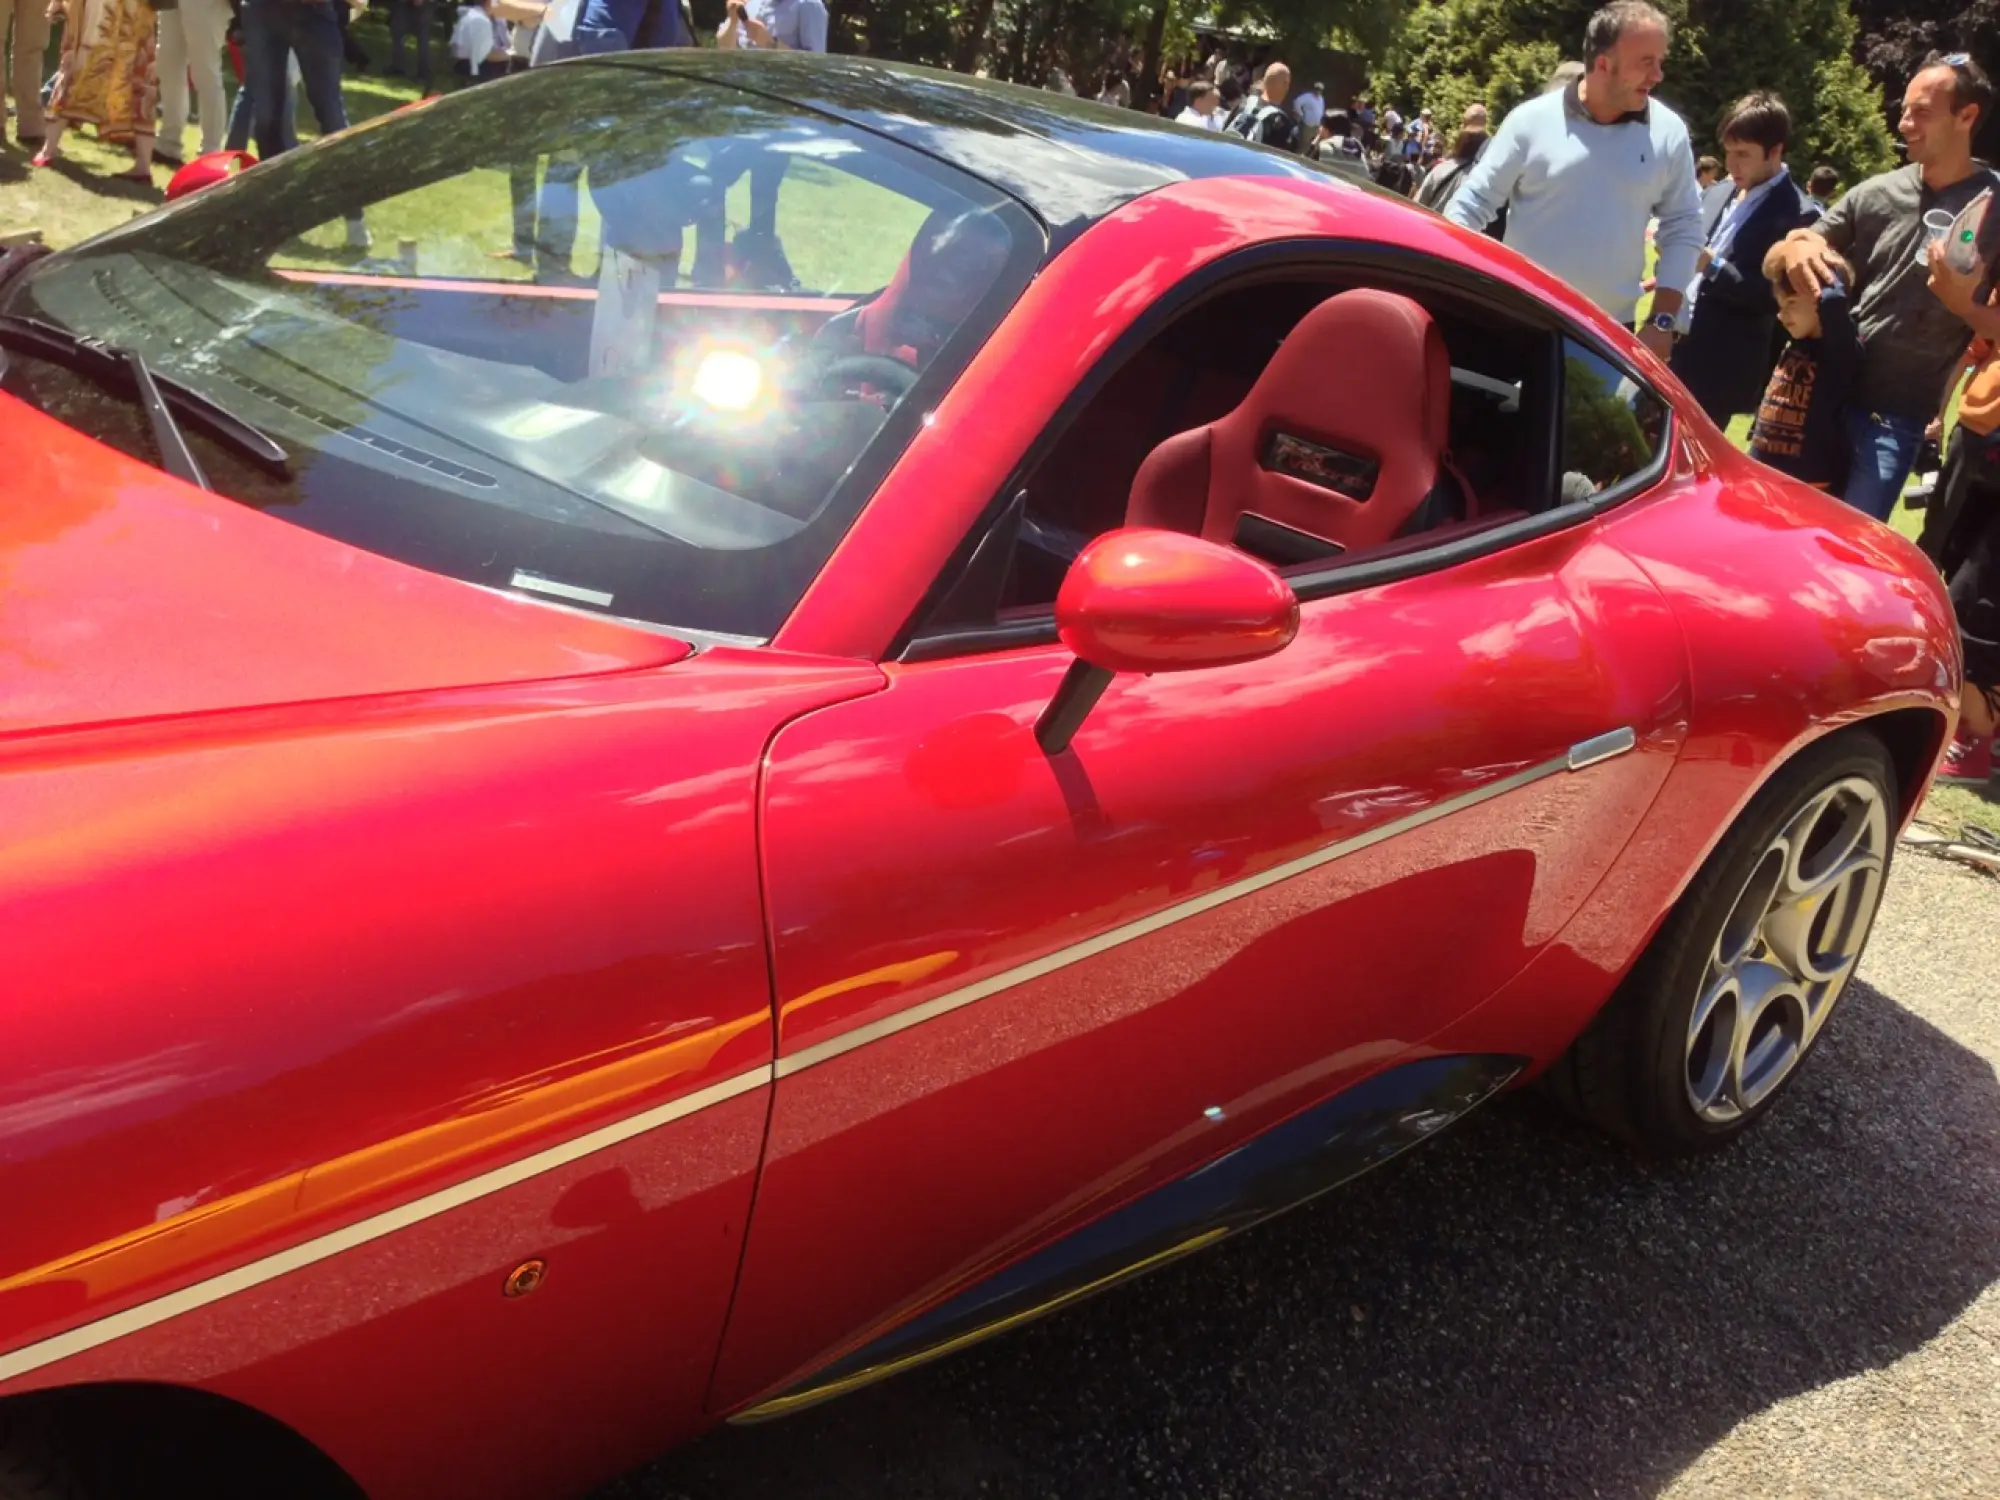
[600,52,1400,246]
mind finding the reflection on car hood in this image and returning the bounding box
[0,397,686,738]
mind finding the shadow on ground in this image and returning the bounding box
[602,979,1999,1500]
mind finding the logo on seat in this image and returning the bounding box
[1264,433,1378,500]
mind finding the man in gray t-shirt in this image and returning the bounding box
[1776,54,1997,519]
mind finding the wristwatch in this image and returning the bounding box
[1648,310,1678,333]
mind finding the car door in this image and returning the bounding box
[712,534,1688,1418]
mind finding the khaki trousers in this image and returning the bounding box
[157,0,232,156]
[0,0,50,139]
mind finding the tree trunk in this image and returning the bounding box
[1005,0,1033,83]
[826,0,865,54]
[955,0,1002,73]
[1137,1,1171,112]
[1029,0,1065,87]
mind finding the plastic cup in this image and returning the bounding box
[1917,207,1955,265]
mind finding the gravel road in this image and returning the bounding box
[605,849,1999,1500]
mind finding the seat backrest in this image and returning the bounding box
[1125,288,1456,555]
[856,207,1013,368]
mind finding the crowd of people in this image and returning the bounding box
[1090,3,2000,787]
[1436,4,2000,783]
[0,0,823,173]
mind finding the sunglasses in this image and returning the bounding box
[1943,52,1973,66]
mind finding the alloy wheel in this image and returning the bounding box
[1683,775,1889,1125]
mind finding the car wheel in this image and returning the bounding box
[1546,732,1896,1156]
[0,1415,83,1500]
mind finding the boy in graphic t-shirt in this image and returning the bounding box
[1749,244,1861,490]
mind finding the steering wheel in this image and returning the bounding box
[814,354,918,402]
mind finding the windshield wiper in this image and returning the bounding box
[121,344,209,489]
[0,313,291,484]
[0,240,51,295]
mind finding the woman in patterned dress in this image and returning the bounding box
[29,0,160,180]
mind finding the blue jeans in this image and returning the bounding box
[1841,408,1925,522]
[225,79,297,154]
[507,154,584,273]
[240,0,346,159]
[388,0,432,82]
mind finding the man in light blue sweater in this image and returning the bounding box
[1444,1,1704,360]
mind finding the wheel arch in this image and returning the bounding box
[1855,704,1953,825]
[0,1382,361,1500]
[1644,704,1946,951]
[1431,701,1949,1077]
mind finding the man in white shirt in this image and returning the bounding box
[1443,0,1703,356]
[1294,81,1325,145]
[1176,81,1223,130]
[451,1,509,80]
[718,0,827,52]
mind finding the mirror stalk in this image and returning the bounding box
[1035,660,1116,755]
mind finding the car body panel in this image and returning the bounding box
[711,519,1689,1411]
[0,400,686,738]
[735,1052,1527,1420]
[0,55,1962,1500]
[1434,441,1957,1074]
[0,649,881,1500]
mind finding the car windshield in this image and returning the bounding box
[0,64,1041,640]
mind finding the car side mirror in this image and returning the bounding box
[1036,528,1300,754]
[164,150,258,203]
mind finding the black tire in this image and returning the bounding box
[1545,731,1898,1156]
[0,1413,84,1500]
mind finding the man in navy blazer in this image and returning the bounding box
[1670,93,1819,425]
[573,0,691,52]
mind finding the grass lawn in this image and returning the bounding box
[1921,781,2000,842]
[4,25,922,294]
[3,56,429,250]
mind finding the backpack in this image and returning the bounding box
[1416,157,1471,211]
[1229,100,1276,142]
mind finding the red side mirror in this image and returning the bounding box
[1037,529,1299,753]
[164,150,259,202]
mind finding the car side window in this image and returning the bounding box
[904,268,1567,655]
[1560,339,1669,500]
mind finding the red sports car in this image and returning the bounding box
[0,54,1959,1500]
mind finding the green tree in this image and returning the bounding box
[1850,0,2000,157]
[1371,0,1897,185]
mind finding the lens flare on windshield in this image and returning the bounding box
[689,349,765,412]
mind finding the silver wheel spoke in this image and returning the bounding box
[1731,961,1805,1113]
[1776,786,1875,903]
[1686,977,1740,1118]
[1684,773,1889,1127]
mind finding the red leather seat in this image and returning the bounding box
[1124,289,1466,554]
[855,208,1013,368]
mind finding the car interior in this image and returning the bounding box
[905,267,1669,647]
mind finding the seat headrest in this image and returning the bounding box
[1125,288,1456,555]
[859,208,1012,366]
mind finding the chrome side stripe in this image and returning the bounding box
[0,1066,769,1386]
[776,728,1638,1080]
[0,726,1638,1384]
[1568,726,1639,771]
